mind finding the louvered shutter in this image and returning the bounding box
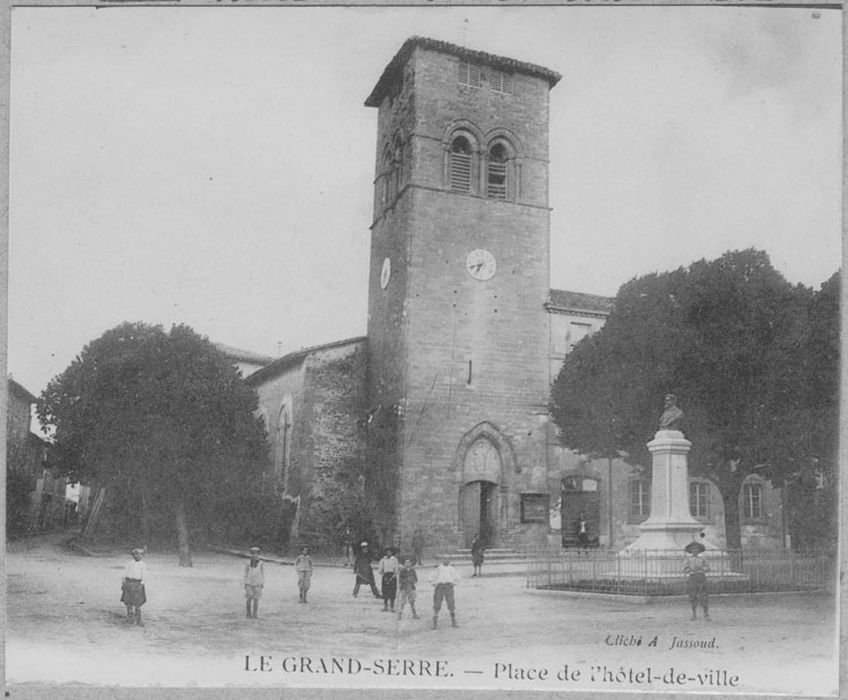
[458,61,482,88]
[487,161,507,199]
[458,61,469,85]
[450,152,472,192]
[490,70,513,95]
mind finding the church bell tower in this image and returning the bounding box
[364,37,561,548]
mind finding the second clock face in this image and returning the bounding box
[466,249,496,281]
[380,257,391,289]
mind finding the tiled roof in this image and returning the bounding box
[214,343,277,366]
[245,336,368,386]
[8,377,37,403]
[547,289,615,315]
[365,36,562,107]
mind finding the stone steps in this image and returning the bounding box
[443,548,530,566]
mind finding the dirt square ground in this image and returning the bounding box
[4,534,839,696]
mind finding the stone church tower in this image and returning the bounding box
[237,38,782,554]
[364,38,561,549]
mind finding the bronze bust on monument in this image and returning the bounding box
[658,393,684,432]
[621,392,700,555]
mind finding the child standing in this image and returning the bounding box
[379,547,399,612]
[683,543,710,620]
[470,532,485,577]
[295,546,313,603]
[411,529,425,566]
[121,547,147,626]
[342,527,354,567]
[353,542,381,598]
[397,557,420,620]
[429,554,461,629]
[243,546,265,618]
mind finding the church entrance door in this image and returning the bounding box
[560,476,600,548]
[460,480,497,547]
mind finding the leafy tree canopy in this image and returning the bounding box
[37,322,270,563]
[551,250,836,548]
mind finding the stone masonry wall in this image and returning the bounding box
[297,341,369,546]
[253,362,306,495]
[393,47,555,550]
[252,342,368,549]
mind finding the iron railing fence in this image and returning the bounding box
[526,548,836,596]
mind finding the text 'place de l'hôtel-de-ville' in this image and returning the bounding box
[218,37,783,554]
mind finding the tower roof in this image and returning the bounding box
[365,36,562,108]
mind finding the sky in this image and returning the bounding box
[8,5,842,398]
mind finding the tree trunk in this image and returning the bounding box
[720,480,743,571]
[174,497,193,567]
[140,487,152,547]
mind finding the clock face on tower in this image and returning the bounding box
[380,257,391,289]
[466,249,496,281]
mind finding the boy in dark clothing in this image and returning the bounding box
[352,542,381,598]
[575,514,590,554]
[397,557,420,620]
[379,547,399,612]
[470,532,485,577]
[411,530,425,566]
[683,547,710,620]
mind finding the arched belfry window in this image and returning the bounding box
[487,141,510,199]
[449,135,473,193]
[381,146,397,206]
[380,134,405,210]
[392,136,404,197]
[380,147,392,206]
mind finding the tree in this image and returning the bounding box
[37,322,270,566]
[551,249,822,550]
[778,271,840,549]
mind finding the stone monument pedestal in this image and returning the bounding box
[624,430,703,552]
[618,429,730,578]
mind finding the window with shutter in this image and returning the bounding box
[487,162,507,198]
[487,142,509,199]
[490,69,513,94]
[450,136,473,193]
[457,61,481,88]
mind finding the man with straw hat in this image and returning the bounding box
[683,538,710,621]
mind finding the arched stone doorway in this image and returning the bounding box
[459,480,498,548]
[459,437,502,547]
